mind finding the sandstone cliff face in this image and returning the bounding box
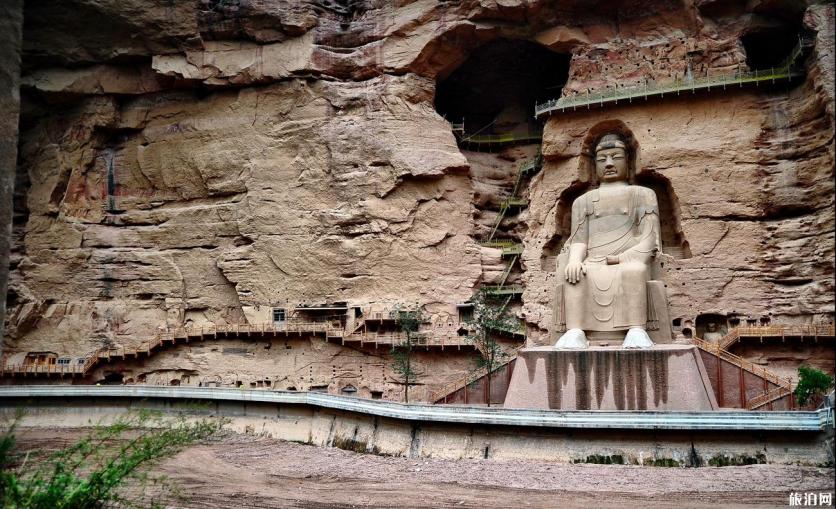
[4,0,834,395]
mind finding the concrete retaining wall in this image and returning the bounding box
[2,387,833,466]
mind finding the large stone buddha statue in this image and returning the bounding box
[554,133,670,349]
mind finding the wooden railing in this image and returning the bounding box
[719,325,835,350]
[691,336,793,390]
[430,344,525,403]
[718,328,741,350]
[746,385,793,410]
[340,327,474,349]
[1,318,485,377]
[0,363,87,375]
[1,321,342,377]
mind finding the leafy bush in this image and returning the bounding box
[0,410,223,509]
[794,365,834,406]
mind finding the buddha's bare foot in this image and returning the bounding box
[555,328,588,349]
[622,327,654,349]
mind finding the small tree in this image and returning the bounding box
[466,289,520,407]
[391,305,424,404]
[795,365,834,407]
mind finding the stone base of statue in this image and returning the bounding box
[503,345,718,411]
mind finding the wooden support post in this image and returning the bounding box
[717,358,724,407]
[739,368,746,408]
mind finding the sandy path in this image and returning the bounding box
[14,429,835,508]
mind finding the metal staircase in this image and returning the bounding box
[479,152,543,297]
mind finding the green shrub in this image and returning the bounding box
[0,410,223,509]
[794,365,834,406]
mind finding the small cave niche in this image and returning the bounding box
[99,372,124,385]
[635,170,691,259]
[434,39,570,136]
[695,313,728,340]
[671,318,683,334]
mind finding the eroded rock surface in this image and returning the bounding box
[4,0,834,397]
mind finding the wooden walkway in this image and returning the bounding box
[718,325,835,350]
[0,319,478,379]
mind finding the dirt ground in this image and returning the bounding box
[14,429,835,508]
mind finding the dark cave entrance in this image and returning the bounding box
[739,2,807,71]
[741,26,800,70]
[434,39,570,135]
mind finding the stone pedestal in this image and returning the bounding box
[503,345,718,411]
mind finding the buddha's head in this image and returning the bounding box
[707,322,718,332]
[594,133,629,184]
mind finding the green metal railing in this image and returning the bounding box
[535,37,810,118]
[459,131,543,146]
[474,152,544,299]
[479,239,517,249]
[500,243,523,256]
[482,285,524,296]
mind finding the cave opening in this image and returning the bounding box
[435,39,570,136]
[99,372,124,385]
[740,3,807,71]
[741,26,799,70]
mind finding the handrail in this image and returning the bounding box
[459,131,543,145]
[719,325,834,350]
[2,318,487,377]
[501,243,523,256]
[431,343,526,403]
[479,239,517,248]
[536,37,810,118]
[692,337,792,389]
[483,285,524,295]
[747,385,792,410]
[1,321,342,377]
[497,255,518,287]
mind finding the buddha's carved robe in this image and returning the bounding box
[555,185,661,332]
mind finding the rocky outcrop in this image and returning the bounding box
[0,0,23,350]
[4,0,833,396]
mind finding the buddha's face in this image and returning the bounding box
[707,323,717,332]
[595,146,629,183]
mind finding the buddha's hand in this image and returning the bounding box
[565,261,586,284]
